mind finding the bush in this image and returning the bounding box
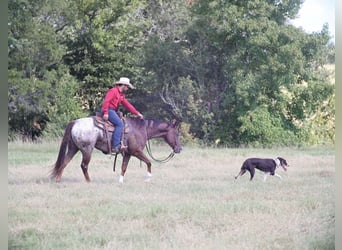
[43,72,88,139]
[238,106,297,147]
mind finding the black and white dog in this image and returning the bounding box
[235,157,289,181]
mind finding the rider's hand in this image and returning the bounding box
[103,114,109,121]
[137,113,144,119]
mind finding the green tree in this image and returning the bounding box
[8,0,86,140]
[141,0,334,146]
[8,0,150,139]
[8,0,334,146]
[43,69,87,138]
[58,0,149,113]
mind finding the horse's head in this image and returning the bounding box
[164,119,182,153]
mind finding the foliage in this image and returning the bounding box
[59,0,148,112]
[139,0,334,146]
[238,106,297,147]
[43,70,88,138]
[8,70,50,141]
[8,0,73,140]
[8,0,335,146]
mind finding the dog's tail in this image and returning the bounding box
[235,169,246,179]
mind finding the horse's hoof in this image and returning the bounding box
[144,172,152,182]
[119,175,124,184]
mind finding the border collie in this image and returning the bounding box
[235,157,289,181]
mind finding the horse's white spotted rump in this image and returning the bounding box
[72,118,103,148]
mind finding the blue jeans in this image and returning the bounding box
[106,109,124,148]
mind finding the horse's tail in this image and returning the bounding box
[50,120,75,179]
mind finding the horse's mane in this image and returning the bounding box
[126,117,168,129]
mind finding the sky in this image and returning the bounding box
[290,0,335,43]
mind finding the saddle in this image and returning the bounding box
[93,112,129,154]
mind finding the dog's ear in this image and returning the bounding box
[278,157,289,166]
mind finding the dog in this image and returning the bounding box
[235,157,289,181]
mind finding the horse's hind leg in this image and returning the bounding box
[56,142,79,182]
[80,148,94,182]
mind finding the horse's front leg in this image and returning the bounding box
[119,154,131,183]
[133,150,152,182]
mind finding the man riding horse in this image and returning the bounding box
[101,77,144,154]
[51,77,182,184]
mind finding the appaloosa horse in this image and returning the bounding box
[50,116,182,183]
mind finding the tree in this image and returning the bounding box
[8,0,60,139]
[8,0,334,146]
[58,0,150,113]
[8,0,148,139]
[140,0,334,146]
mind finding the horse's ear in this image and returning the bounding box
[171,119,181,129]
[171,119,177,127]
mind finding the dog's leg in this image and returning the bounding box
[263,172,270,182]
[274,173,282,179]
[249,168,255,181]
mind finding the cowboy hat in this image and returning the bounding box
[115,77,135,89]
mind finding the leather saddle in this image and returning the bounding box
[93,112,129,154]
[93,115,115,133]
[93,112,129,133]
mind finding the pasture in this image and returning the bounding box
[8,141,334,249]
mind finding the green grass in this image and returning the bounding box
[8,141,335,249]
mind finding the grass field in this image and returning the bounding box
[8,141,335,249]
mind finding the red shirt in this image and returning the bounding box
[101,87,140,115]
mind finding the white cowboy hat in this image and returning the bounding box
[115,77,135,89]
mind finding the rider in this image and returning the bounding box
[101,77,144,153]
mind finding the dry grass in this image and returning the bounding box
[8,141,335,249]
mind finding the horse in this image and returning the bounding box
[50,116,182,183]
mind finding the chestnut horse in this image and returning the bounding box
[50,116,182,183]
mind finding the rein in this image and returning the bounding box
[146,139,175,163]
[113,138,175,173]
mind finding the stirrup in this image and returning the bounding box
[111,145,121,154]
[120,141,128,150]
